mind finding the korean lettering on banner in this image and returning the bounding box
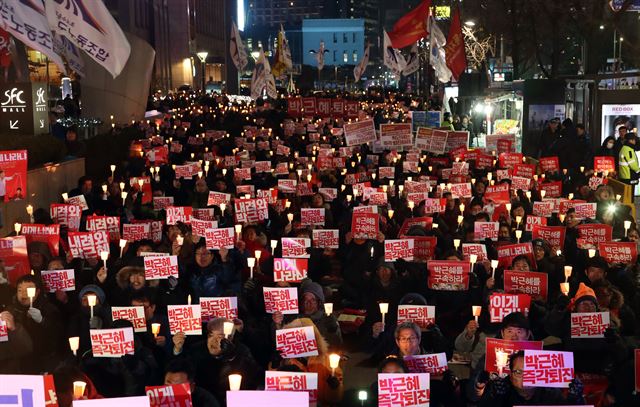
[0,374,47,405]
[0,236,30,284]
[474,222,499,241]
[281,238,311,258]
[414,127,432,150]
[167,305,202,335]
[122,223,150,242]
[496,169,512,181]
[484,184,510,204]
[143,255,179,280]
[351,212,379,240]
[234,198,269,224]
[378,373,430,407]
[397,305,436,330]
[257,188,278,205]
[254,161,272,173]
[379,166,395,179]
[301,208,325,226]
[497,139,513,153]
[525,216,547,232]
[539,156,560,173]
[273,258,309,283]
[589,176,605,190]
[369,191,388,206]
[236,185,255,198]
[594,156,616,173]
[312,229,339,249]
[288,97,303,117]
[513,163,536,179]
[21,223,60,256]
[599,242,638,264]
[234,167,252,181]
[192,208,216,221]
[264,287,299,314]
[385,239,415,262]
[423,198,447,214]
[86,215,121,242]
[40,269,75,292]
[50,203,82,231]
[577,224,613,248]
[532,225,566,250]
[276,144,291,156]
[0,150,27,202]
[523,350,575,388]
[532,201,555,217]
[343,119,376,146]
[427,260,471,291]
[90,327,135,357]
[174,163,199,179]
[450,183,472,199]
[170,141,183,153]
[0,320,7,342]
[489,293,532,323]
[345,100,359,119]
[66,194,89,211]
[540,181,562,198]
[166,206,193,225]
[316,98,331,117]
[380,123,413,148]
[331,98,345,118]
[207,191,231,206]
[512,176,532,192]
[485,339,543,374]
[445,131,469,152]
[403,161,419,174]
[265,371,318,405]
[204,227,235,250]
[462,244,488,261]
[276,326,319,359]
[153,196,174,210]
[499,153,524,169]
[403,353,448,375]
[111,306,147,333]
[190,218,217,238]
[570,312,610,338]
[200,297,238,321]
[412,236,437,263]
[476,153,494,169]
[146,383,192,407]
[497,242,535,269]
[452,161,469,176]
[398,217,433,237]
[68,231,109,259]
[503,270,548,300]
[573,203,597,219]
[429,130,448,155]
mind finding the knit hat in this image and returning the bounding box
[301,281,325,303]
[572,283,598,310]
[399,293,428,306]
[79,284,106,305]
[502,312,530,331]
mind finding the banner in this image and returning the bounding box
[598,242,638,264]
[166,206,192,225]
[167,305,202,336]
[404,353,448,374]
[263,287,298,314]
[427,260,470,291]
[143,255,178,280]
[229,21,248,71]
[489,293,531,323]
[570,312,610,338]
[204,227,235,250]
[378,373,430,407]
[0,235,29,284]
[354,43,370,81]
[380,123,413,148]
[532,225,566,250]
[68,231,109,259]
[384,239,414,262]
[594,156,615,173]
[234,198,269,223]
[351,212,379,240]
[397,305,435,330]
[577,224,612,248]
[111,306,147,333]
[276,326,318,358]
[41,268,75,292]
[539,156,560,173]
[21,223,60,256]
[312,229,339,249]
[503,270,548,300]
[344,119,376,146]
[273,258,308,282]
[90,327,135,357]
[200,297,238,321]
[0,150,27,201]
[523,350,574,388]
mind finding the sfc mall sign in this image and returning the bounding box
[0,82,49,135]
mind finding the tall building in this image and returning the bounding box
[302,19,364,67]
[247,0,336,29]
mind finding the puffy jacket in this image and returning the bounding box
[618,144,639,180]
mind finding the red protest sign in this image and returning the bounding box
[0,150,27,202]
[287,97,303,117]
[523,350,574,388]
[190,218,217,238]
[532,201,555,217]
[144,255,179,279]
[450,182,472,199]
[512,176,532,192]
[86,215,121,242]
[153,196,174,210]
[146,384,192,407]
[598,242,638,264]
[378,373,430,407]
[573,203,597,219]
[68,231,109,259]
[351,212,379,240]
[300,208,325,226]
[484,184,510,204]
[577,224,613,248]
[41,269,75,293]
[474,222,499,241]
[207,191,231,206]
[503,270,548,300]
[499,152,523,169]
[485,338,543,374]
[489,293,532,323]
[379,167,395,179]
[234,198,269,224]
[0,320,7,342]
[166,206,193,225]
[539,156,560,173]
[21,224,60,256]
[281,237,310,258]
[276,326,319,359]
[311,229,339,249]
[397,305,436,330]
[513,163,536,179]
[200,297,238,321]
[264,287,298,314]
[421,198,446,214]
[404,353,448,375]
[50,203,82,231]
[540,181,562,198]
[497,242,535,269]
[411,236,437,263]
[167,305,202,335]
[122,223,150,242]
[204,227,235,250]
[462,243,488,261]
[0,236,29,284]
[398,217,433,237]
[532,225,566,249]
[525,215,547,232]
[90,327,135,357]
[570,312,610,338]
[273,258,308,283]
[344,119,376,146]
[445,131,469,153]
[427,260,471,291]
[384,239,415,262]
[635,349,640,392]
[265,371,318,405]
[111,306,147,333]
[594,156,615,173]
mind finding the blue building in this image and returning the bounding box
[302,19,365,67]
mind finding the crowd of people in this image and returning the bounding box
[1,89,640,407]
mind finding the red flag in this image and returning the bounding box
[444,3,467,81]
[387,0,431,49]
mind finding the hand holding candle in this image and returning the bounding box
[490,259,499,279]
[247,257,256,279]
[379,302,389,331]
[26,287,36,308]
[564,266,572,283]
[472,305,481,323]
[152,323,161,338]
[329,353,341,376]
[223,321,234,338]
[73,381,86,400]
[228,374,242,391]
[87,294,97,318]
[69,336,80,356]
[324,303,333,316]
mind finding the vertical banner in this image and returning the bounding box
[0,150,27,201]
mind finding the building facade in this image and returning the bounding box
[302,19,364,67]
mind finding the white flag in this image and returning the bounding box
[53,33,85,77]
[45,0,131,78]
[383,31,406,79]
[0,0,66,72]
[316,41,327,71]
[230,21,248,71]
[428,16,452,83]
[251,50,276,100]
[402,44,420,76]
[354,43,370,82]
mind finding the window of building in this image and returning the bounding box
[343,33,348,43]
[333,33,337,43]
[353,51,357,62]
[333,50,337,62]
[353,33,356,42]
[343,52,348,63]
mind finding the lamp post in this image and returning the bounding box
[196,51,208,92]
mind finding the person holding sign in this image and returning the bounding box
[0,308,32,374]
[186,242,241,302]
[163,358,221,407]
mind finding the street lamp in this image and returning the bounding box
[196,51,208,92]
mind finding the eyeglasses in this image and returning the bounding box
[397,336,418,343]
[511,369,524,377]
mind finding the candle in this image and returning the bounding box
[457,215,464,225]
[119,182,125,191]
[505,203,511,212]
[73,381,86,400]
[459,203,465,213]
[388,209,394,219]
[228,374,242,391]
[408,200,414,210]
[568,193,574,200]
[515,230,522,243]
[346,194,352,202]
[560,282,570,296]
[287,213,294,223]
[525,191,531,199]
[564,266,572,283]
[223,321,234,338]
[379,302,389,331]
[100,251,109,270]
[472,305,481,322]
[137,179,144,188]
[370,246,374,259]
[26,204,33,215]
[176,235,184,246]
[254,250,262,260]
[358,391,368,402]
[398,185,404,194]
[234,224,242,241]
[151,323,161,338]
[110,164,116,178]
[87,294,97,318]
[121,191,127,202]
[324,303,333,316]
[247,257,256,279]
[491,259,499,279]
[469,254,477,269]
[26,286,36,308]
[496,350,509,375]
[588,249,596,258]
[624,220,631,236]
[61,192,68,202]
[616,194,621,201]
[556,249,562,257]
[329,353,341,376]
[453,239,460,250]
[119,239,127,257]
[515,215,522,228]
[69,336,80,355]
[14,222,21,235]
[270,239,278,255]
[187,295,192,305]
[487,172,492,181]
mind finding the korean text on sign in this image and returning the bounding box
[397,305,436,330]
[264,287,299,314]
[403,353,448,374]
[264,371,318,405]
[570,312,610,338]
[200,297,238,321]
[144,255,179,280]
[378,373,430,407]
[167,305,202,336]
[90,327,135,358]
[40,269,75,292]
[523,350,574,388]
[111,306,147,333]
[273,258,308,283]
[276,326,319,358]
[68,231,109,259]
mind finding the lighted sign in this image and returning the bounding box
[0,82,49,135]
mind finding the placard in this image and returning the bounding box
[539,156,560,173]
[74,396,150,406]
[0,320,8,342]
[122,223,150,242]
[200,297,238,321]
[427,260,470,291]
[264,371,318,405]
[263,287,298,314]
[300,208,325,226]
[573,203,597,219]
[273,258,309,282]
[167,305,202,335]
[462,243,488,261]
[50,203,82,231]
[397,305,436,330]
[0,150,27,201]
[577,224,612,248]
[90,327,135,357]
[86,215,120,242]
[190,218,218,238]
[485,338,543,374]
[532,225,566,250]
[503,270,548,299]
[234,198,269,224]
[146,384,191,407]
[484,184,510,204]
[0,236,29,284]
[496,242,535,269]
[281,238,310,258]
[570,312,610,338]
[523,350,574,388]
[540,181,562,198]
[311,229,339,249]
[40,269,75,292]
[0,374,46,406]
[227,391,308,406]
[166,206,193,225]
[532,201,555,217]
[380,123,413,148]
[344,119,376,146]
[398,217,433,237]
[111,306,147,333]
[594,156,615,173]
[351,212,379,240]
[598,242,638,264]
[66,194,89,211]
[489,293,532,323]
[21,223,60,257]
[403,353,448,374]
[153,196,174,210]
[207,192,231,206]
[450,182,472,199]
[68,231,109,260]
[411,236,437,263]
[384,239,415,262]
[203,227,235,250]
[474,221,499,241]
[144,255,179,280]
[276,326,319,358]
[378,373,430,407]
